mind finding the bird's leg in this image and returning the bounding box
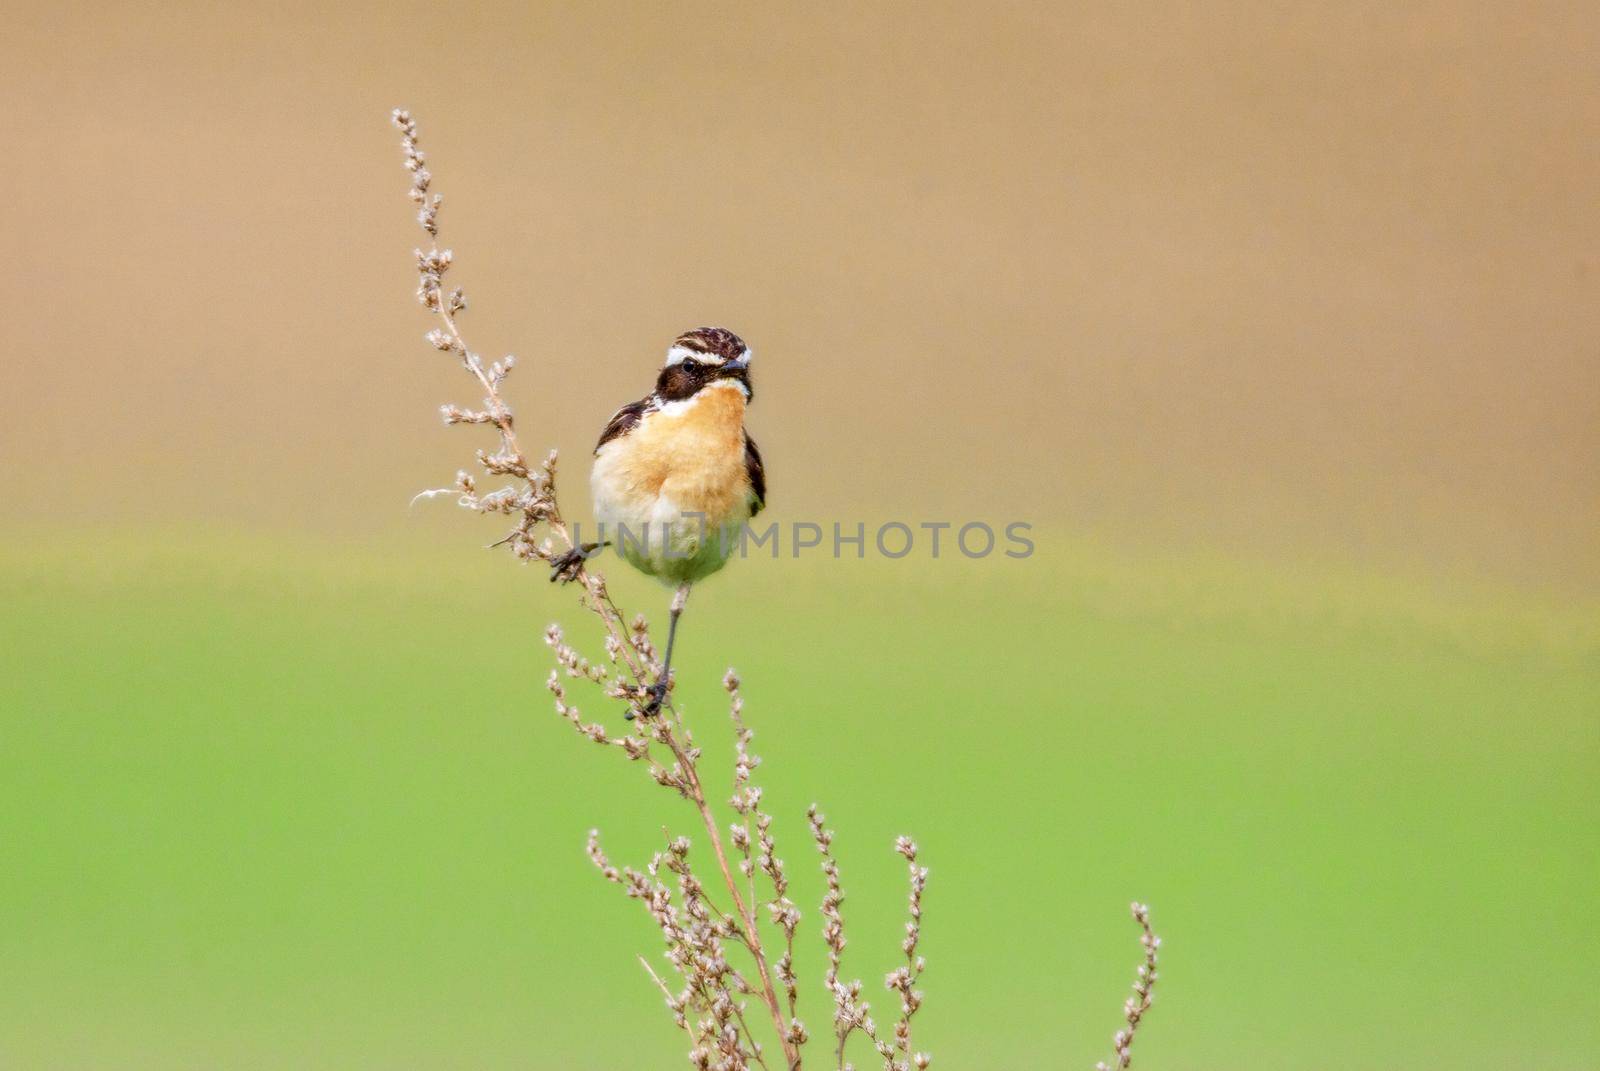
[549,541,609,583]
[635,582,691,719]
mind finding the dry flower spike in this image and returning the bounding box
[1096,903,1161,1071]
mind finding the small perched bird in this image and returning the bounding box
[552,327,765,717]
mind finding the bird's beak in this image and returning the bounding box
[726,353,750,371]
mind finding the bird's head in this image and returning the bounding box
[656,327,753,403]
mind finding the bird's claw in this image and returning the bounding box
[626,679,669,721]
[548,545,593,584]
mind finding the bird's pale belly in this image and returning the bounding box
[590,383,756,585]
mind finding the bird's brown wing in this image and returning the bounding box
[743,432,766,516]
[594,398,652,453]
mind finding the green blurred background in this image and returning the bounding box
[3,2,1598,1068]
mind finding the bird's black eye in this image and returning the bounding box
[682,358,703,371]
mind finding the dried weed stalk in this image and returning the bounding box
[390,108,1160,1070]
[1096,903,1162,1071]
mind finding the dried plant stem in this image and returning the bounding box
[886,839,928,1069]
[807,805,889,1070]
[642,954,699,1046]
[394,109,656,703]
[1097,903,1161,1071]
[675,732,800,1068]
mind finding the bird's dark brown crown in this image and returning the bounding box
[673,327,747,363]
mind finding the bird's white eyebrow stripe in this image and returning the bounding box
[663,344,753,367]
[663,345,706,367]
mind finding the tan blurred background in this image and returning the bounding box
[3,0,1597,589]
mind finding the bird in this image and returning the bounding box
[551,326,765,718]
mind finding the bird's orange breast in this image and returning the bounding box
[595,383,753,528]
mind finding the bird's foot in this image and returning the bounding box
[626,678,669,721]
[548,543,599,584]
